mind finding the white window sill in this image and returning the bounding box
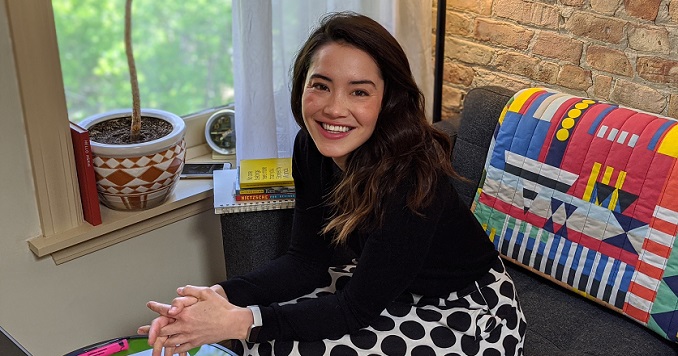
[28,177,213,264]
[27,145,236,265]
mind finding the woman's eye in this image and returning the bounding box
[311,82,329,91]
[353,90,369,97]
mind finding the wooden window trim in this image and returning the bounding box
[7,1,229,264]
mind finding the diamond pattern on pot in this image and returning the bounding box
[140,166,166,182]
[91,138,186,210]
[135,156,152,166]
[101,168,137,187]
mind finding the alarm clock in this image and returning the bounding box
[205,108,236,155]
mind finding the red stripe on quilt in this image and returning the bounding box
[624,302,651,323]
[628,281,657,302]
[643,239,672,259]
[636,261,665,280]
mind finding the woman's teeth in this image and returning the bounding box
[322,123,351,133]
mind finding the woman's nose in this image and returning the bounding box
[323,93,349,118]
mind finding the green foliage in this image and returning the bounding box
[53,0,234,122]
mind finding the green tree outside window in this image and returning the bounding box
[53,0,234,122]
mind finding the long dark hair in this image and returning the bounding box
[291,12,457,244]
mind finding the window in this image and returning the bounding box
[4,1,234,263]
[52,0,234,122]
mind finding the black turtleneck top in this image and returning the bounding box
[219,129,498,342]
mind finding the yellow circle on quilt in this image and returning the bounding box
[557,128,570,141]
[583,99,596,104]
[575,102,589,110]
[562,117,575,129]
[568,109,582,118]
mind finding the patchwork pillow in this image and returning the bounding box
[472,87,678,342]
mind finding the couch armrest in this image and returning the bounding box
[450,86,515,207]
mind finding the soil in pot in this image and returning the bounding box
[88,116,173,144]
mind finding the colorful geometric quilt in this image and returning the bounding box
[472,87,678,342]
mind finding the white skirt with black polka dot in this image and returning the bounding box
[233,257,526,356]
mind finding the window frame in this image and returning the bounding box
[8,1,229,264]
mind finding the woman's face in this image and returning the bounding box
[301,42,384,170]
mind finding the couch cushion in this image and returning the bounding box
[472,87,678,342]
[451,86,515,207]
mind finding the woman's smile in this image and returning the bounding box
[320,122,353,134]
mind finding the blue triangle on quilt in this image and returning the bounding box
[544,217,569,238]
[563,201,577,217]
[611,211,646,232]
[602,233,638,255]
[663,275,678,297]
[650,310,678,342]
[551,199,563,213]
[555,223,568,239]
[549,198,577,217]
[543,218,556,235]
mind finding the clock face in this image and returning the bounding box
[205,108,236,155]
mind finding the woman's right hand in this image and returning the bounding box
[139,284,230,349]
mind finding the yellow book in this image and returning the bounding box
[239,157,294,188]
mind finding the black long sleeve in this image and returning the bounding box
[220,130,498,342]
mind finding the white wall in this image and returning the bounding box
[0,3,227,355]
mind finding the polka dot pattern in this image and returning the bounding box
[350,329,377,349]
[400,320,425,340]
[238,259,525,355]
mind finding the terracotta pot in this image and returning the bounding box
[79,109,186,210]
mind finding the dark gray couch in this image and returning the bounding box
[220,86,678,355]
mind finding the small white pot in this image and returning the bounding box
[79,109,187,210]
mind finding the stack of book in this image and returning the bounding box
[236,157,295,201]
[213,157,296,214]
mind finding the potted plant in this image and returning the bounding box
[79,0,186,211]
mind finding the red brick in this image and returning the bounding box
[669,0,678,23]
[565,11,626,43]
[445,11,472,36]
[669,94,678,119]
[592,75,612,100]
[474,68,531,92]
[532,32,583,64]
[557,64,592,91]
[445,38,494,65]
[442,85,464,114]
[448,0,492,16]
[494,0,560,29]
[590,0,619,15]
[586,45,633,77]
[610,79,666,113]
[535,62,559,84]
[637,57,678,85]
[473,19,535,50]
[492,51,540,77]
[627,25,670,54]
[624,0,661,21]
[444,62,475,86]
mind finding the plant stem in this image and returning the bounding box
[125,0,141,142]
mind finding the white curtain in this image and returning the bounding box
[233,0,433,162]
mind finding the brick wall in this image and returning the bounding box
[435,0,678,119]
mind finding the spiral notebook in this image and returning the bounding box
[213,169,295,214]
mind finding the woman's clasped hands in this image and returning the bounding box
[138,284,253,356]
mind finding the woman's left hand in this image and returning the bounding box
[145,285,251,354]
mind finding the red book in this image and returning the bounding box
[70,122,102,226]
